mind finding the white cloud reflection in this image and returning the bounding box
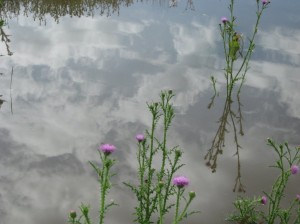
[260,27,300,63]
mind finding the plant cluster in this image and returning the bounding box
[68,92,300,224]
[227,139,300,224]
[68,91,199,224]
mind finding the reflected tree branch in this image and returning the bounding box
[185,0,194,10]
[0,0,194,22]
[10,67,13,114]
[0,27,13,56]
[0,3,13,112]
[205,0,269,192]
[205,95,231,172]
[205,87,245,192]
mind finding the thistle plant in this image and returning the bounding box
[172,176,198,224]
[69,90,198,224]
[124,90,199,224]
[227,138,300,224]
[68,144,118,224]
[226,196,266,223]
[206,0,271,192]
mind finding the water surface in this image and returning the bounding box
[0,1,300,223]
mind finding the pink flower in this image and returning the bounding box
[291,165,299,175]
[221,17,229,24]
[262,0,270,5]
[296,194,300,201]
[135,134,145,142]
[173,176,189,188]
[99,144,116,155]
[261,196,267,205]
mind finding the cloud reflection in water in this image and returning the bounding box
[0,1,300,224]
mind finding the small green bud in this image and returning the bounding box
[81,205,89,216]
[69,210,77,219]
[105,159,113,168]
[158,181,164,188]
[175,149,182,158]
[168,90,173,95]
[279,144,283,150]
[189,191,196,199]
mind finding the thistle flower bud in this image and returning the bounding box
[81,206,89,216]
[136,134,145,142]
[262,0,270,5]
[189,191,196,199]
[69,210,77,219]
[158,181,164,188]
[175,149,182,158]
[105,159,113,168]
[291,165,299,175]
[261,196,267,205]
[221,17,228,24]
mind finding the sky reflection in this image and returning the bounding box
[0,1,300,224]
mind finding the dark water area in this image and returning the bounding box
[0,0,300,223]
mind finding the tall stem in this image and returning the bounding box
[99,155,108,224]
[173,188,181,224]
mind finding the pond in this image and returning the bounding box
[0,0,300,223]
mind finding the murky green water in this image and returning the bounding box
[0,1,300,223]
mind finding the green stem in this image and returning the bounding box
[145,106,158,222]
[158,186,164,224]
[234,2,264,81]
[100,155,108,224]
[177,198,192,222]
[138,142,145,222]
[173,187,181,224]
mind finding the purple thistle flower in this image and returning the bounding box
[261,196,267,205]
[136,134,145,142]
[221,17,229,24]
[262,0,269,5]
[291,165,299,175]
[99,144,116,155]
[173,176,189,188]
[296,194,300,201]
